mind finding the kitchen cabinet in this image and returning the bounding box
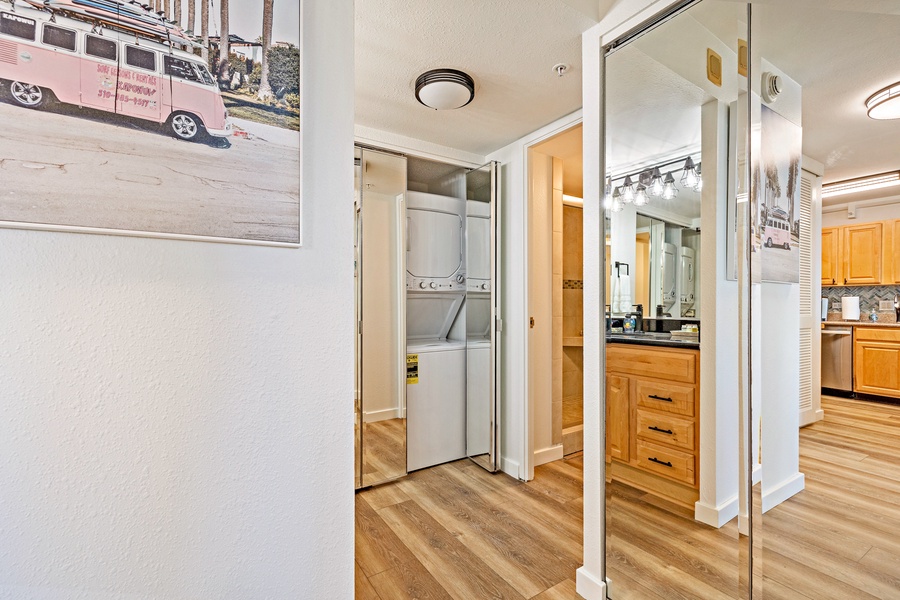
[606,343,700,508]
[821,226,840,286]
[841,222,882,285]
[854,327,900,399]
[893,220,900,284]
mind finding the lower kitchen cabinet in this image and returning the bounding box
[606,343,700,508]
[855,327,900,399]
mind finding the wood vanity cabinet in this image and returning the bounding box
[854,328,900,399]
[606,343,700,507]
[821,226,840,286]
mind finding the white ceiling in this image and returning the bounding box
[355,0,597,157]
[356,0,900,208]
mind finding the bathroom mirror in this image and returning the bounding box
[603,1,750,597]
[633,214,701,319]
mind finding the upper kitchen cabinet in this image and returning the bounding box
[893,220,900,284]
[842,222,883,285]
[821,226,840,286]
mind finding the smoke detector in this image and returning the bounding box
[762,72,782,103]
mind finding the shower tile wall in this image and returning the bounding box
[563,205,583,432]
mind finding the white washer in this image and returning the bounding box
[407,338,467,471]
[406,292,466,471]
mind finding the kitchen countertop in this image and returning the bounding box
[822,320,900,328]
[606,332,700,349]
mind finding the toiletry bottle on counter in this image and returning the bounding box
[623,314,636,333]
[870,307,879,322]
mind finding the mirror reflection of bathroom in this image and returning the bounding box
[603,2,748,597]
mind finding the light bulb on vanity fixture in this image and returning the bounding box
[681,156,699,189]
[662,171,678,200]
[634,183,649,206]
[611,187,624,212]
[603,176,613,210]
[622,176,635,203]
[648,167,664,197]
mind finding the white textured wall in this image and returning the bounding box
[0,1,355,598]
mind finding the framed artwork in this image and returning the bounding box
[756,104,801,283]
[0,0,301,246]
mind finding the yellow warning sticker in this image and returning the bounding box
[406,354,419,385]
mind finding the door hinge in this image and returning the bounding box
[496,317,503,332]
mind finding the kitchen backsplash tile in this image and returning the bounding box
[822,285,899,313]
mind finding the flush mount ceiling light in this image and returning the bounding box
[866,82,900,119]
[415,69,475,110]
[821,171,900,198]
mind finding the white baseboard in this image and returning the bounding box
[363,407,402,423]
[575,567,608,600]
[752,463,762,485]
[500,456,521,480]
[762,472,805,513]
[799,407,825,427]
[533,444,564,467]
[694,495,738,528]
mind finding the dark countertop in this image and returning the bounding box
[822,320,900,328]
[606,332,700,350]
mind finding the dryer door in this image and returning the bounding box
[406,209,463,280]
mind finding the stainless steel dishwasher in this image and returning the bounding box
[821,327,853,392]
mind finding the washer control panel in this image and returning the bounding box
[407,272,465,291]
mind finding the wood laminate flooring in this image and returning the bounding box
[356,395,900,599]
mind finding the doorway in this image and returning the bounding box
[529,123,586,463]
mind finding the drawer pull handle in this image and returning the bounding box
[648,457,673,468]
[648,426,674,435]
[648,394,673,402]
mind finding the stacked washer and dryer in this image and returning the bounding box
[405,191,493,471]
[405,191,467,471]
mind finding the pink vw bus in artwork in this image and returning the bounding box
[0,6,230,141]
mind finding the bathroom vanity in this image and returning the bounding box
[606,338,700,508]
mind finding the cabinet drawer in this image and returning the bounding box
[636,409,695,451]
[636,440,695,486]
[607,345,697,384]
[635,379,696,417]
[854,328,900,343]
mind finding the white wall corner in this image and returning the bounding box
[694,495,739,528]
[575,566,609,600]
[354,124,485,167]
[761,472,805,513]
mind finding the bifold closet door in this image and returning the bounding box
[465,161,501,472]
[356,147,408,488]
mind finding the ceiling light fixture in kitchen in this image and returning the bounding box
[822,171,900,198]
[415,69,475,110]
[866,82,900,119]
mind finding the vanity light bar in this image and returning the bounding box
[821,171,900,198]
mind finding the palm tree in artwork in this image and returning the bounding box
[201,0,209,61]
[258,0,274,99]
[187,0,195,34]
[173,0,181,26]
[220,0,230,68]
